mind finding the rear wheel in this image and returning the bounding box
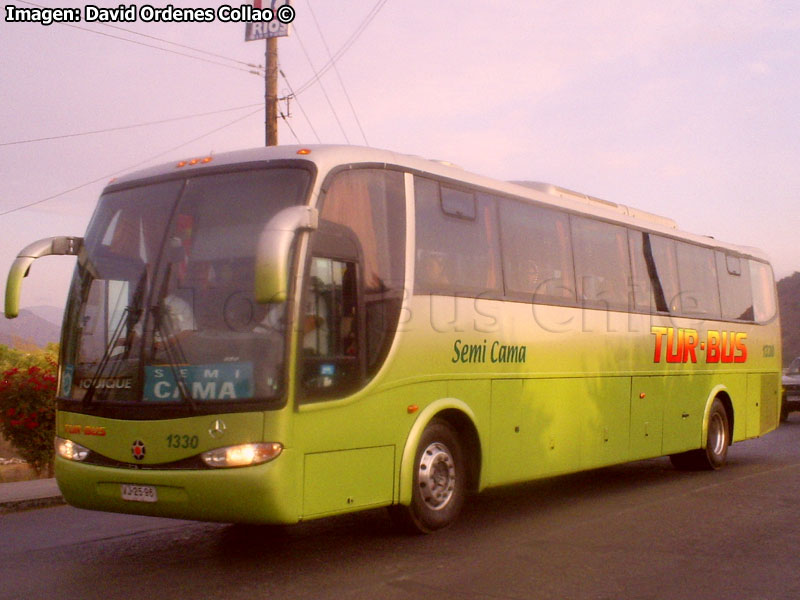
[670,398,730,470]
[390,419,466,533]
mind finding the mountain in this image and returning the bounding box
[778,272,800,366]
[0,307,61,349]
[26,304,65,326]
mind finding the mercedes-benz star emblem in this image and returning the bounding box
[208,419,227,439]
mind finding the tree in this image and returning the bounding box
[778,272,800,367]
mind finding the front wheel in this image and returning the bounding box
[390,419,466,533]
[670,398,730,470]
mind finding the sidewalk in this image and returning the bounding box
[0,478,64,514]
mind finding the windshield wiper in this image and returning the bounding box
[82,306,131,406]
[151,304,197,412]
[148,253,197,411]
[82,271,146,405]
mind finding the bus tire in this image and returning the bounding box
[670,398,730,471]
[391,419,466,533]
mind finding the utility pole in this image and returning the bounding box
[247,1,293,146]
[265,36,279,146]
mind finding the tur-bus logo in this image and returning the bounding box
[651,326,747,364]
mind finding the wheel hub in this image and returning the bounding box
[418,442,456,510]
[708,412,726,456]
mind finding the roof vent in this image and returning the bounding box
[511,181,677,229]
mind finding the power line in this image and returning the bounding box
[280,70,322,143]
[3,0,389,212]
[19,1,262,72]
[0,108,262,217]
[280,110,301,144]
[100,23,262,72]
[1,104,262,147]
[305,0,369,146]
[12,1,262,76]
[293,25,350,143]
[294,0,391,96]
[64,22,261,75]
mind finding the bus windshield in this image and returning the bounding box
[60,167,311,411]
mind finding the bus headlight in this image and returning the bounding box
[201,443,282,468]
[55,437,89,462]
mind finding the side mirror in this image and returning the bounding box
[5,236,83,318]
[255,206,319,303]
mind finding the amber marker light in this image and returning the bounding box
[407,405,419,414]
[296,148,312,155]
[177,156,212,168]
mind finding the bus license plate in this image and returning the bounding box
[121,484,158,503]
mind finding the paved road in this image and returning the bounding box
[3,416,800,600]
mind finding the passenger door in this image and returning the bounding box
[300,222,365,397]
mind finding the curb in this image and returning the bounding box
[0,477,65,514]
[0,495,65,514]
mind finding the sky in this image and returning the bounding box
[1,0,799,314]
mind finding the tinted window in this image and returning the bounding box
[414,177,501,295]
[301,258,360,394]
[322,169,405,292]
[571,216,631,311]
[716,252,754,321]
[321,169,405,375]
[500,201,575,304]
[649,236,681,313]
[676,242,721,318]
[441,186,476,219]
[750,260,777,323]
[62,169,311,408]
[628,230,661,313]
[499,200,575,304]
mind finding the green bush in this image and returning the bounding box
[0,345,58,475]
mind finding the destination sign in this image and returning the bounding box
[144,363,254,401]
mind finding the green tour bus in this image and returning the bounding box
[5,145,782,532]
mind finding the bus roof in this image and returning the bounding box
[108,144,771,263]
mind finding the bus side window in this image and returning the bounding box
[648,235,681,314]
[749,260,777,323]
[414,177,502,297]
[716,252,754,321]
[629,230,659,313]
[675,242,721,319]
[571,216,630,311]
[498,199,575,304]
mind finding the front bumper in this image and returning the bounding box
[55,449,299,524]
